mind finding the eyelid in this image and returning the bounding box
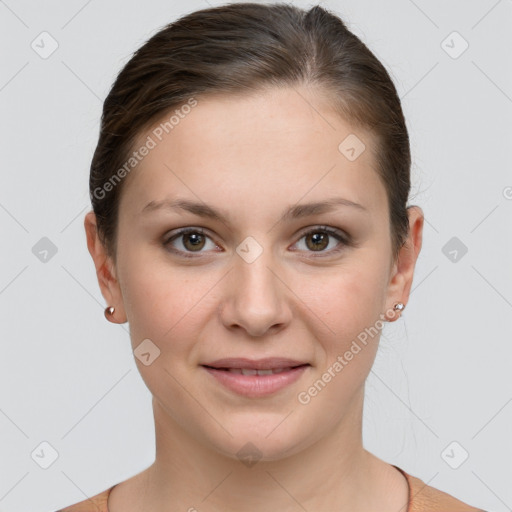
[295,224,348,240]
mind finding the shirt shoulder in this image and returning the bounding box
[395,467,487,512]
[55,485,114,512]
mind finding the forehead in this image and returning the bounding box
[119,86,387,222]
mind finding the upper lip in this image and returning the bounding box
[202,358,310,370]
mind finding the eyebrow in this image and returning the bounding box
[141,197,368,224]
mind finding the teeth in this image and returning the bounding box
[226,367,294,375]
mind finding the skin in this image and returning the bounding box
[85,85,423,511]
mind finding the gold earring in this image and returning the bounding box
[104,306,115,321]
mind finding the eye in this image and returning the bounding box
[163,227,221,258]
[292,226,350,255]
[163,225,351,259]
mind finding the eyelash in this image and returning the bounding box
[163,226,351,259]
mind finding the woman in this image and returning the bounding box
[60,3,486,511]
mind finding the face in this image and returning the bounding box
[87,86,422,462]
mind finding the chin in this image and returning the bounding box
[207,417,311,464]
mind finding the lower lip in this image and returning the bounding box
[202,365,309,398]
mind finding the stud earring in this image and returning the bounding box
[104,306,115,321]
[393,302,405,312]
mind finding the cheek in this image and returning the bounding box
[118,250,217,349]
[117,256,209,398]
[299,258,388,343]
[294,265,387,414]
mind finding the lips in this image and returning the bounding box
[201,358,310,397]
[202,361,310,398]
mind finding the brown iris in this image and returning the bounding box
[305,231,329,251]
[183,232,206,251]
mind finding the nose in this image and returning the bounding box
[219,250,292,338]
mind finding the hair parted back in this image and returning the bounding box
[89,2,411,262]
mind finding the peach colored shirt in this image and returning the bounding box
[57,465,486,511]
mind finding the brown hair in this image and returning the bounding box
[89,2,411,262]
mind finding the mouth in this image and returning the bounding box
[204,364,309,375]
[200,358,311,397]
[201,364,308,376]
[201,357,310,371]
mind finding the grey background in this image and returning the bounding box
[1,0,511,511]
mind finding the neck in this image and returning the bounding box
[134,388,391,512]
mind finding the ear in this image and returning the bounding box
[385,205,424,321]
[84,211,127,324]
